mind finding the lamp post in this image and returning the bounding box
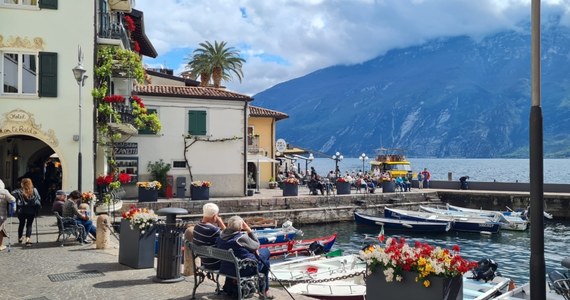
[72,46,88,191]
[306,153,314,174]
[359,153,369,174]
[332,151,343,177]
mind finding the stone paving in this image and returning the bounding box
[0,209,314,300]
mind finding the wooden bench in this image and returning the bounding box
[186,241,266,299]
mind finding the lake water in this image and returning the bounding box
[299,219,570,286]
[304,158,570,183]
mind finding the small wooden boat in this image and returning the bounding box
[244,216,277,229]
[260,233,337,257]
[354,212,451,233]
[384,207,501,234]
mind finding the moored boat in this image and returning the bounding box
[384,207,501,234]
[354,212,451,233]
[443,204,529,231]
[286,278,366,300]
[254,220,303,244]
[270,253,366,283]
[260,233,337,257]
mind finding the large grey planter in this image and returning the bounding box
[282,184,298,196]
[190,186,209,200]
[366,269,462,300]
[336,181,351,195]
[118,219,156,269]
[382,181,396,193]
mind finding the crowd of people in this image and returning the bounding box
[192,203,274,299]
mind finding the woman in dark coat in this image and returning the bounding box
[12,178,41,247]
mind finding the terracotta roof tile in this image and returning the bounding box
[133,85,252,101]
[249,105,289,120]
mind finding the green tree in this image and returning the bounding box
[186,41,246,88]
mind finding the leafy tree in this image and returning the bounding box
[186,41,245,88]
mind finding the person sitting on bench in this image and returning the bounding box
[192,203,226,270]
[216,216,274,299]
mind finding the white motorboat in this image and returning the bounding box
[421,204,529,231]
[270,254,366,284]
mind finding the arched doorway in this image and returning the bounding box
[0,135,62,204]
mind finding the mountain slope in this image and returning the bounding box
[252,25,570,158]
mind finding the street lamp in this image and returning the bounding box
[306,153,314,174]
[332,151,343,177]
[72,46,88,191]
[359,153,369,174]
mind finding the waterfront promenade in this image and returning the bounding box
[0,189,315,300]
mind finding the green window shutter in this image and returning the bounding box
[188,110,207,135]
[38,52,57,97]
[39,0,58,9]
[138,108,157,135]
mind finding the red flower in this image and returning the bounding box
[118,173,131,184]
[103,95,125,103]
[124,15,136,32]
[130,95,145,108]
[96,174,114,186]
[133,41,141,53]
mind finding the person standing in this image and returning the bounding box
[417,172,424,189]
[0,179,16,251]
[192,203,226,270]
[422,168,431,189]
[63,190,96,243]
[12,178,41,247]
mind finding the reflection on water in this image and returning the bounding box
[299,219,570,285]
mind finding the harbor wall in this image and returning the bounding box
[121,185,570,224]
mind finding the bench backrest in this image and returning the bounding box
[188,242,240,264]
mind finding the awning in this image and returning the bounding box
[247,154,279,163]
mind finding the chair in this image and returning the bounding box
[54,212,86,246]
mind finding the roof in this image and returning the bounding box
[133,85,252,101]
[249,105,289,120]
[145,69,200,86]
[128,9,158,58]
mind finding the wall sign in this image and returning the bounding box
[114,142,138,155]
[0,109,59,146]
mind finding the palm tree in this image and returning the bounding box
[186,41,245,88]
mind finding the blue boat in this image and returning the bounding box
[384,207,501,234]
[254,227,302,244]
[354,212,451,233]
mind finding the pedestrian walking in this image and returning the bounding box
[417,172,423,189]
[0,179,16,251]
[12,178,41,247]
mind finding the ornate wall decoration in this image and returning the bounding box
[0,109,58,146]
[0,35,45,50]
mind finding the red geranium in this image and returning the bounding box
[133,41,141,53]
[103,95,125,103]
[118,173,131,184]
[130,95,145,108]
[124,15,136,32]
[96,174,114,186]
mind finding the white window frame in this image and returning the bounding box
[1,50,38,96]
[1,0,39,8]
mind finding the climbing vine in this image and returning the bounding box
[183,134,242,182]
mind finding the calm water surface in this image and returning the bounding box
[298,219,570,286]
[306,158,570,183]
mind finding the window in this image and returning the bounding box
[2,52,37,94]
[172,161,186,168]
[138,108,158,135]
[2,51,57,97]
[187,110,207,135]
[2,0,58,9]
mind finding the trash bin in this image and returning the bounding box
[153,207,188,283]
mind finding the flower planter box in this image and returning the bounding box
[138,187,158,202]
[282,184,298,197]
[190,186,209,201]
[382,181,396,193]
[118,219,156,269]
[366,269,462,300]
[336,181,351,195]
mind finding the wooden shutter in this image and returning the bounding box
[38,52,57,97]
[39,0,58,9]
[188,110,207,135]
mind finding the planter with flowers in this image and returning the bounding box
[190,181,211,201]
[282,177,299,197]
[360,237,477,300]
[119,205,159,269]
[335,177,351,195]
[136,181,162,202]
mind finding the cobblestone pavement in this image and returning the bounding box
[0,212,313,300]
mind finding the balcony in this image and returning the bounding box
[97,12,131,50]
[98,103,137,136]
[109,0,133,12]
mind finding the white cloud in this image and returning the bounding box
[136,0,570,96]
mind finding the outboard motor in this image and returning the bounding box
[548,258,570,296]
[308,241,325,255]
[470,258,499,282]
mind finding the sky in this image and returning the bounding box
[136,0,570,96]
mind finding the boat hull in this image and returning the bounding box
[354,212,450,233]
[260,233,337,257]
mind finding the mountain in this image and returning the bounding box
[252,23,570,158]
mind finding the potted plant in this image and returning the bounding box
[136,180,162,202]
[190,180,211,200]
[360,237,476,300]
[147,160,171,197]
[268,177,278,189]
[336,176,351,195]
[118,205,159,269]
[282,177,299,197]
